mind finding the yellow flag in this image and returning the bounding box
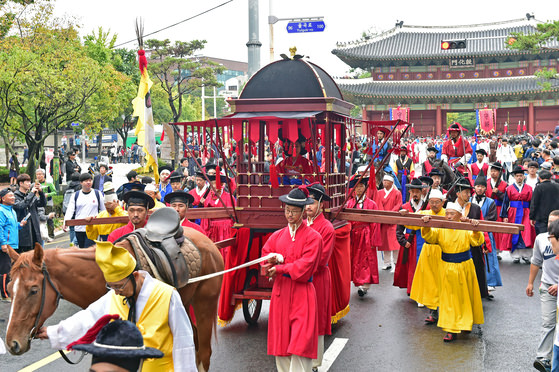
[132,62,159,183]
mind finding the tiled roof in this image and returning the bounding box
[337,75,559,99]
[333,18,559,66]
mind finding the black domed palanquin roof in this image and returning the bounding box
[240,58,343,100]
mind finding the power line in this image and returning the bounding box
[112,0,234,49]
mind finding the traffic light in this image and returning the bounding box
[441,39,467,50]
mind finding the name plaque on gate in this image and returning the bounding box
[449,57,475,69]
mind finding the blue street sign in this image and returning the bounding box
[286,21,325,34]
[71,122,80,127]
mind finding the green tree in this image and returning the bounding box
[145,39,225,124]
[0,2,130,177]
[446,112,476,132]
[508,20,559,89]
[0,0,37,39]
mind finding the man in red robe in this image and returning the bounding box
[376,174,403,271]
[470,149,489,181]
[500,165,536,262]
[108,191,154,243]
[421,146,439,176]
[276,138,314,185]
[262,187,322,372]
[486,162,507,257]
[347,174,381,297]
[188,171,209,207]
[164,191,207,235]
[304,183,335,371]
[394,179,429,294]
[441,122,473,168]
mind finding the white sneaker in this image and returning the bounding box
[488,286,496,292]
[390,266,395,273]
[417,302,425,308]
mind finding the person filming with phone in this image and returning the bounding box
[13,173,46,252]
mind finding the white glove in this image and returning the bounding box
[274,253,284,264]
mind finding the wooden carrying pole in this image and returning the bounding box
[332,208,524,235]
[65,208,231,226]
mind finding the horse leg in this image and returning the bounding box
[191,278,221,372]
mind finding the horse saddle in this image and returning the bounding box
[127,208,191,288]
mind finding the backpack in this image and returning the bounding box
[62,189,75,214]
[69,189,102,218]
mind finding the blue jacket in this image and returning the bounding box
[0,204,21,249]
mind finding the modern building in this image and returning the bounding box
[332,15,559,136]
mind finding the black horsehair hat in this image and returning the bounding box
[418,176,433,187]
[208,174,227,183]
[428,168,444,178]
[123,190,155,210]
[475,149,488,156]
[455,178,473,190]
[474,174,487,187]
[511,165,526,175]
[426,146,439,153]
[70,315,163,361]
[348,175,369,189]
[407,178,429,189]
[307,183,331,202]
[490,162,503,171]
[121,182,146,193]
[164,190,195,206]
[279,187,315,207]
[168,171,183,182]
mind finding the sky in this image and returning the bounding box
[52,0,559,77]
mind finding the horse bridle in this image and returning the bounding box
[27,263,83,364]
[29,262,63,342]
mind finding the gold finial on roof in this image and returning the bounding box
[289,46,297,58]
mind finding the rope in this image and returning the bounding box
[187,253,280,284]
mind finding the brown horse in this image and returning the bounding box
[5,227,224,371]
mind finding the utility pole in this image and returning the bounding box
[247,0,261,77]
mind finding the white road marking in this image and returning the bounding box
[6,278,18,332]
[318,337,348,372]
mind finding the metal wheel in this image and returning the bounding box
[242,269,262,325]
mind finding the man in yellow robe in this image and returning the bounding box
[37,233,197,371]
[85,183,128,241]
[404,189,445,321]
[420,202,485,342]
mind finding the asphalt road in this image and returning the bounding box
[0,241,541,371]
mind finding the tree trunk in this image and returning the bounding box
[26,140,38,180]
[97,130,103,161]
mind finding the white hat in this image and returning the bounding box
[428,189,445,200]
[357,165,369,173]
[383,174,394,183]
[145,184,157,192]
[445,202,463,213]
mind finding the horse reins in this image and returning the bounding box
[28,263,83,364]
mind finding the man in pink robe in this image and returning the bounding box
[500,165,536,262]
[376,174,403,271]
[262,187,322,372]
[304,183,335,371]
[347,174,381,297]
